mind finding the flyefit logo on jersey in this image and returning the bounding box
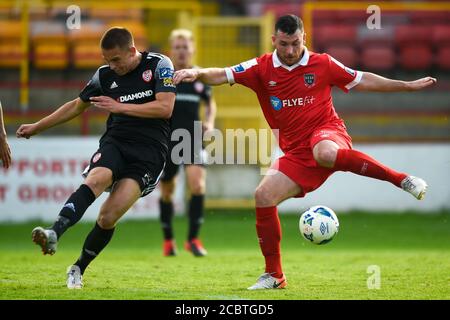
[118,90,153,102]
[270,95,316,111]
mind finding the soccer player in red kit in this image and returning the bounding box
[173,15,436,290]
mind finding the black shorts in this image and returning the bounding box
[83,137,166,197]
[160,142,206,182]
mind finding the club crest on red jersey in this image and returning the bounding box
[304,73,315,88]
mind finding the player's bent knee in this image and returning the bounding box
[190,181,205,195]
[254,185,278,207]
[85,168,113,196]
[97,213,118,229]
[314,148,337,168]
[161,193,173,202]
[160,181,175,202]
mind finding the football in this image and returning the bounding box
[299,205,340,245]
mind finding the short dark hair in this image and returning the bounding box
[100,27,134,50]
[275,15,303,35]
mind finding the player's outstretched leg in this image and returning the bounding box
[32,184,96,255]
[313,141,428,200]
[67,178,140,289]
[31,167,111,255]
[334,149,428,200]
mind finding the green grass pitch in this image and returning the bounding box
[0,210,449,300]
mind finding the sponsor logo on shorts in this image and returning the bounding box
[142,69,152,82]
[93,153,101,163]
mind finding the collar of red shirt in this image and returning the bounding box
[272,47,310,71]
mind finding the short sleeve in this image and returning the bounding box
[224,57,260,91]
[154,55,177,94]
[327,54,362,93]
[79,67,104,102]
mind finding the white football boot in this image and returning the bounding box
[247,273,287,290]
[31,227,58,255]
[401,176,428,200]
[66,265,83,289]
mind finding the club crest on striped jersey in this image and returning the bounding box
[304,73,315,88]
[194,81,204,93]
[142,69,152,82]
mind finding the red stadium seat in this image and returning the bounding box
[436,45,450,70]
[361,46,396,71]
[336,10,368,23]
[312,10,339,25]
[358,25,394,47]
[399,44,433,70]
[410,11,450,25]
[324,45,358,68]
[314,25,357,49]
[262,3,301,19]
[395,25,432,46]
[432,25,450,46]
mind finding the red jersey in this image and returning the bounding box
[225,48,362,153]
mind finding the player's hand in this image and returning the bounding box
[405,77,437,91]
[16,123,39,139]
[90,96,121,113]
[0,134,11,169]
[173,69,199,85]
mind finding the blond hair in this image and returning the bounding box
[169,29,194,44]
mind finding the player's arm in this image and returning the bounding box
[0,101,11,169]
[16,98,90,139]
[174,68,228,86]
[354,72,437,92]
[91,92,176,119]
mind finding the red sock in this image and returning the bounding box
[255,206,283,278]
[334,149,407,187]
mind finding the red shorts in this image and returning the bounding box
[274,123,352,198]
